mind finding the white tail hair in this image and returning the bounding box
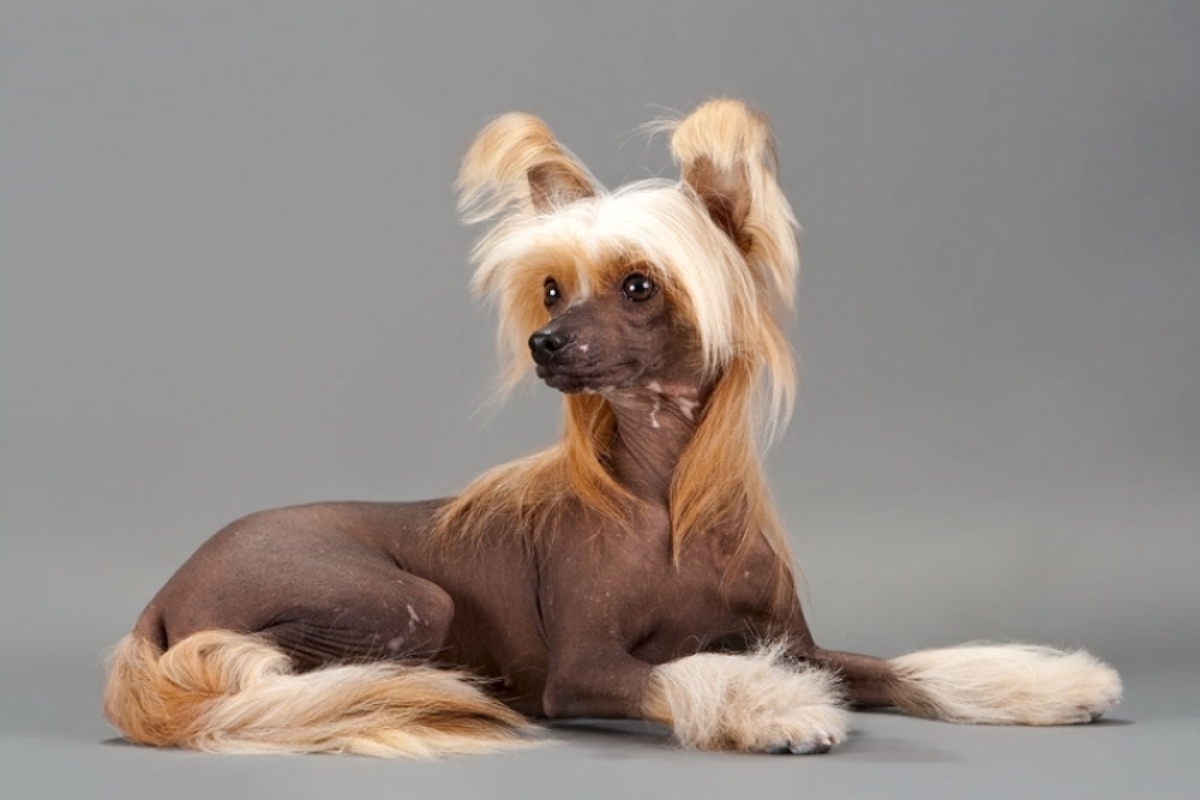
[103,632,536,757]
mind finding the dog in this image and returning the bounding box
[103,99,1122,756]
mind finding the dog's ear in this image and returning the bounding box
[457,113,596,223]
[669,99,799,306]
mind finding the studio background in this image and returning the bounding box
[2,2,1196,798]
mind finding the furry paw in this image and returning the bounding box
[750,703,848,754]
[645,645,850,753]
[891,643,1123,725]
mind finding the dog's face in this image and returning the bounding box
[458,100,800,426]
[527,259,703,395]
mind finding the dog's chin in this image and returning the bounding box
[536,365,629,395]
[538,371,607,395]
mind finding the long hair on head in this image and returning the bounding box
[435,100,800,581]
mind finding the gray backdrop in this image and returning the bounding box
[2,1,1197,798]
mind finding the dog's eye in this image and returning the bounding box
[621,273,656,302]
[543,278,561,307]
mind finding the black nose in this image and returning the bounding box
[528,329,572,365]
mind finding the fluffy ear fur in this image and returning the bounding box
[457,113,597,223]
[668,98,798,310]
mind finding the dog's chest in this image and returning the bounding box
[548,514,784,663]
[641,541,786,661]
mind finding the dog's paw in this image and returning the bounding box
[645,646,850,754]
[749,704,849,754]
[891,643,1123,725]
[1046,657,1123,724]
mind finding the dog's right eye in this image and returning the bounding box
[543,278,561,307]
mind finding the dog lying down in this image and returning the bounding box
[104,99,1121,756]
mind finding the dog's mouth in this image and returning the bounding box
[535,361,639,394]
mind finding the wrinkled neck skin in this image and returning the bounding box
[601,381,706,506]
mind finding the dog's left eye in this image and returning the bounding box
[621,273,656,302]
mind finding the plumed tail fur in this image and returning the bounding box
[103,632,536,757]
[887,643,1122,725]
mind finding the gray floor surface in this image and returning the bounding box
[3,656,1197,800]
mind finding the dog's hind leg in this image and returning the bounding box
[105,509,535,756]
[814,645,1122,725]
[131,514,461,668]
[249,565,458,670]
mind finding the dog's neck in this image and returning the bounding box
[602,382,705,505]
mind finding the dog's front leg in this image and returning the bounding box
[537,531,849,753]
[542,642,848,753]
[541,647,656,720]
[641,645,850,753]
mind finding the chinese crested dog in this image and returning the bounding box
[104,99,1121,756]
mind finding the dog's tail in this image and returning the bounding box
[817,644,1122,725]
[102,631,535,757]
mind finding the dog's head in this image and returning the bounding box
[457,99,799,431]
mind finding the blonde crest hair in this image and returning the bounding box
[438,99,800,577]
